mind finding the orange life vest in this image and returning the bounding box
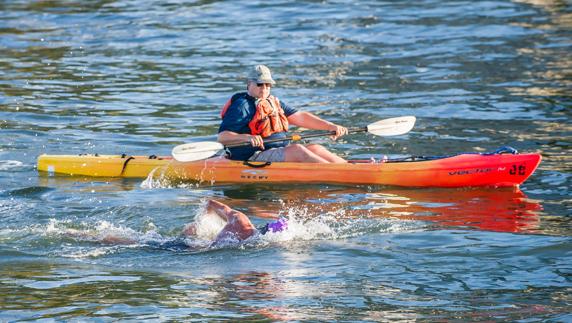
[221,94,289,138]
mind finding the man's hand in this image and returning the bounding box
[328,124,348,140]
[248,134,265,149]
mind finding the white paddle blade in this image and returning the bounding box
[171,141,224,162]
[367,116,416,136]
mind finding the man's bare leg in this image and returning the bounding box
[306,144,346,163]
[283,144,330,163]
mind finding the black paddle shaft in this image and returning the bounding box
[225,126,367,148]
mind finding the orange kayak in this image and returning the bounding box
[37,148,541,188]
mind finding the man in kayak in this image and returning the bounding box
[218,64,348,163]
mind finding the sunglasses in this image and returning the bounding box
[256,83,272,88]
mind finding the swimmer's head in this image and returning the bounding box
[260,218,288,234]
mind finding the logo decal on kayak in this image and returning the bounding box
[240,169,269,180]
[449,168,493,176]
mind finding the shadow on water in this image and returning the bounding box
[1,186,55,199]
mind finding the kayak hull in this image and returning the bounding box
[37,152,541,188]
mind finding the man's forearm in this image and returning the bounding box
[206,200,234,221]
[218,131,251,145]
[288,111,336,130]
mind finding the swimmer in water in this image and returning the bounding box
[181,200,288,245]
[99,200,287,250]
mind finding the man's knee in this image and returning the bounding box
[284,144,330,163]
[285,144,313,157]
[306,144,326,152]
[285,143,307,153]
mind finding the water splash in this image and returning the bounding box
[238,205,425,250]
[45,219,148,244]
[140,166,173,189]
[4,201,425,258]
[140,166,202,189]
[140,155,229,189]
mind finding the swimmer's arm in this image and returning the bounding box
[65,229,136,245]
[206,200,238,222]
[101,235,136,245]
[180,200,238,238]
[207,200,255,233]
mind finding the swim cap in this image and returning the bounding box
[259,218,288,234]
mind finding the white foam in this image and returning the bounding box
[192,205,227,240]
[0,160,24,171]
[140,167,168,189]
[45,218,145,245]
[254,205,425,246]
[36,203,425,256]
[60,246,120,259]
[140,167,200,189]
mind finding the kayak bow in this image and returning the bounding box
[37,148,541,188]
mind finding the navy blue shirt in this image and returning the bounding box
[218,92,298,160]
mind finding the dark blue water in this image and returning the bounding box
[1,0,571,321]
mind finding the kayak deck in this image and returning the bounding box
[37,150,541,188]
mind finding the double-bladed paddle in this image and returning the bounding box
[171,116,416,162]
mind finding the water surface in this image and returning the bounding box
[1,0,571,321]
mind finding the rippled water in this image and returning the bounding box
[1,0,571,321]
